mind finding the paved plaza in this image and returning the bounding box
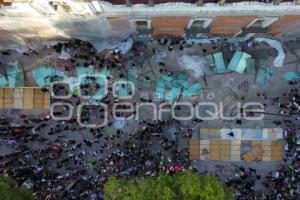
[0,37,299,199]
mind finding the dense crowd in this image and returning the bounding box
[223,81,300,200]
[0,38,299,199]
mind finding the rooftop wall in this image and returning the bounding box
[0,1,300,51]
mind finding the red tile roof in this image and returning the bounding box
[0,0,12,6]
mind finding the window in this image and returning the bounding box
[234,17,278,38]
[49,1,58,11]
[135,19,151,30]
[90,0,103,14]
[190,20,205,29]
[134,19,152,37]
[247,17,278,28]
[60,3,71,12]
[136,20,148,30]
[249,19,265,28]
[187,18,213,29]
[49,1,72,12]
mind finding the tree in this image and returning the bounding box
[104,177,175,200]
[199,175,225,200]
[0,176,35,200]
[175,171,203,200]
[142,177,175,200]
[175,171,227,200]
[104,171,234,200]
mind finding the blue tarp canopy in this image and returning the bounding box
[228,51,251,74]
[156,73,202,102]
[90,68,110,104]
[128,66,138,87]
[283,72,300,81]
[32,66,65,87]
[213,52,226,73]
[0,63,24,87]
[76,65,94,78]
[0,75,8,86]
[255,62,274,85]
[245,58,255,75]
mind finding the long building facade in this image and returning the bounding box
[0,0,300,50]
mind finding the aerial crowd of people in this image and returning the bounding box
[0,38,299,199]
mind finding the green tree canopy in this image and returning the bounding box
[0,176,35,200]
[104,171,235,200]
